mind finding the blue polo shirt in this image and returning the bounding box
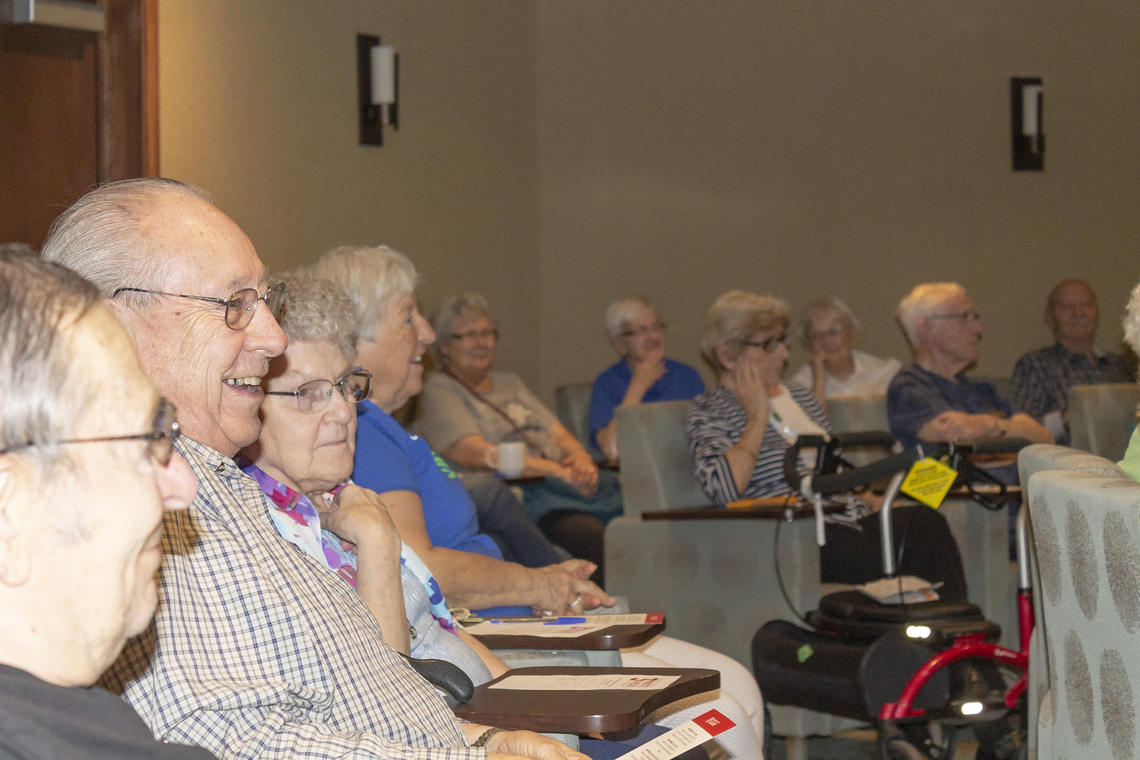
[588,358,705,446]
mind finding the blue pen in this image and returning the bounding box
[543,617,587,625]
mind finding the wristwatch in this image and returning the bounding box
[472,727,506,747]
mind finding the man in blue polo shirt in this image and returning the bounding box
[590,297,705,463]
[888,282,1053,450]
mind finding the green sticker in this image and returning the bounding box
[797,644,814,663]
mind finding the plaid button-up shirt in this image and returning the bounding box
[1011,342,1133,420]
[101,437,482,760]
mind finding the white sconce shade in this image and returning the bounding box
[370,45,396,106]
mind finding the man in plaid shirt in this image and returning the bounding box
[41,179,590,760]
[1011,279,1133,443]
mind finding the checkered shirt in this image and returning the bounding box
[1010,342,1133,420]
[100,437,482,760]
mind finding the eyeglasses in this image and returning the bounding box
[111,282,287,331]
[618,321,667,339]
[264,369,372,413]
[742,333,789,353]
[0,398,181,466]
[450,328,499,343]
[929,310,981,324]
[809,326,846,341]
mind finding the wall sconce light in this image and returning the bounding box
[1011,77,1043,171]
[357,34,398,146]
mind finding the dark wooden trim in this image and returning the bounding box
[98,0,154,179]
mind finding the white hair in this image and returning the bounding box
[700,290,789,375]
[303,245,418,341]
[604,296,655,338]
[896,282,967,347]
[40,178,208,303]
[798,297,860,348]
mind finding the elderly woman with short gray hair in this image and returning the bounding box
[789,297,901,405]
[416,292,622,581]
[589,296,705,464]
[687,290,829,504]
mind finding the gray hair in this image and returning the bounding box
[604,296,655,338]
[303,245,418,341]
[798,298,860,348]
[1124,281,1140,355]
[0,251,101,469]
[272,271,359,362]
[39,178,209,304]
[700,290,789,374]
[431,292,496,360]
[896,282,967,347]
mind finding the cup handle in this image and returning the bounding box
[484,446,497,469]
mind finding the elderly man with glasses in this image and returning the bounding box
[888,282,1052,449]
[0,252,208,759]
[41,179,592,760]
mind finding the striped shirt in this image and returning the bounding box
[100,437,480,760]
[686,383,830,504]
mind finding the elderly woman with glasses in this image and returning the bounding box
[789,298,901,406]
[589,296,705,464]
[687,290,829,504]
[240,273,503,683]
[416,292,623,581]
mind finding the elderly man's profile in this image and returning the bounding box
[0,251,208,759]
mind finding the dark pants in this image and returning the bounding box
[463,474,565,568]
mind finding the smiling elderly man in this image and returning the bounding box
[41,178,590,760]
[1010,278,1134,443]
[887,282,1053,449]
[0,252,206,758]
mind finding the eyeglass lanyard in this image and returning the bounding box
[441,368,553,459]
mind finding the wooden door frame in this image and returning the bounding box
[99,0,158,178]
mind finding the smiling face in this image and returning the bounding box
[255,341,356,494]
[438,313,497,382]
[109,194,287,456]
[613,306,666,364]
[808,310,855,364]
[355,292,436,413]
[22,306,196,684]
[1046,280,1098,348]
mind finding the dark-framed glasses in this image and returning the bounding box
[0,398,181,466]
[450,328,499,343]
[743,333,789,353]
[929,310,981,324]
[264,368,372,413]
[618,321,667,339]
[111,282,286,330]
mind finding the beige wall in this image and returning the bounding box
[160,1,1140,408]
[158,0,542,380]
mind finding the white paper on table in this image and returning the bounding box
[615,709,736,759]
[488,673,681,691]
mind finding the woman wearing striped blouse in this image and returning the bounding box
[686,290,829,504]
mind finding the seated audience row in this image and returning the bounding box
[38,178,612,760]
[244,270,766,758]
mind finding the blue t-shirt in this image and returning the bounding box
[887,363,1014,449]
[353,399,528,616]
[588,358,705,446]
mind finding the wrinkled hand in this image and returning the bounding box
[529,560,614,614]
[560,450,598,497]
[487,729,591,759]
[629,350,667,393]
[319,485,402,556]
[730,355,770,423]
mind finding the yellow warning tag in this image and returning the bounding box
[900,457,958,508]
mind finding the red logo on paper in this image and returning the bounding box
[694,709,736,736]
[645,613,665,624]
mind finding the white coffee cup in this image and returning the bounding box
[486,441,526,478]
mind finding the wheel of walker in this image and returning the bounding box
[879,721,957,760]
